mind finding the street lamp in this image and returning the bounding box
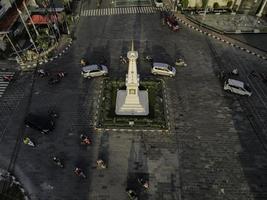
[17,8,39,55]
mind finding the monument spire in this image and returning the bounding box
[115,41,149,116]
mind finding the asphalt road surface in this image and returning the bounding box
[0,0,267,200]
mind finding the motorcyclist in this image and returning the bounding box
[23,137,35,147]
[80,134,92,145]
[53,156,63,167]
[96,159,106,169]
[120,56,127,64]
[3,75,13,82]
[138,178,149,189]
[23,137,30,145]
[80,59,87,66]
[74,167,86,178]
[231,68,239,75]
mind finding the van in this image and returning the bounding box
[223,79,252,96]
[81,64,108,79]
[151,62,176,77]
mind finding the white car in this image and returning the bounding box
[151,62,176,77]
[81,64,108,78]
[223,79,252,96]
[154,0,163,8]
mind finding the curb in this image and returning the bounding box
[164,10,267,61]
[21,39,73,70]
[93,79,171,134]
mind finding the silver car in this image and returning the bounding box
[81,64,108,78]
[151,62,176,77]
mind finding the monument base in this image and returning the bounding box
[115,90,149,116]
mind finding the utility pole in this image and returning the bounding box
[23,1,39,37]
[5,33,24,64]
[256,0,267,17]
[17,8,39,55]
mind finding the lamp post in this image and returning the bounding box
[256,0,267,17]
[5,33,24,64]
[17,8,39,55]
[23,1,39,37]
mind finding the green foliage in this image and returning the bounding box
[202,0,209,8]
[181,0,189,8]
[227,0,233,8]
[213,2,219,9]
[98,79,167,129]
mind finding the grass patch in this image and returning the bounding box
[97,78,167,130]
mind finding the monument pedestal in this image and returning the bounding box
[115,90,149,116]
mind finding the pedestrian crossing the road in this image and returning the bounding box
[0,71,15,98]
[81,6,165,17]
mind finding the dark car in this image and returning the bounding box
[25,113,55,134]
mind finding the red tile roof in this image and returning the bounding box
[28,14,61,25]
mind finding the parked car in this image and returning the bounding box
[154,0,163,7]
[25,113,56,134]
[223,79,252,96]
[151,62,176,77]
[81,64,108,79]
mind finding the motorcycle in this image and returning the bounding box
[49,110,59,118]
[48,72,67,85]
[57,72,67,78]
[126,189,138,200]
[3,75,13,82]
[74,167,86,179]
[23,137,35,147]
[138,178,149,189]
[120,56,128,64]
[175,58,187,67]
[96,159,106,169]
[80,59,87,66]
[230,68,239,75]
[53,156,64,168]
[144,55,153,63]
[80,134,92,145]
[37,69,50,77]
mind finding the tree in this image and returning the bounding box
[213,2,219,9]
[181,0,189,8]
[227,1,233,8]
[202,0,209,8]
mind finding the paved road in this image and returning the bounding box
[228,33,267,52]
[0,0,267,200]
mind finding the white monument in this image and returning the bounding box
[115,41,149,116]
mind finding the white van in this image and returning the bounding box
[223,79,252,96]
[151,63,176,77]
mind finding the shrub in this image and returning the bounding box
[213,2,219,9]
[227,0,233,8]
[181,0,189,8]
[202,0,209,8]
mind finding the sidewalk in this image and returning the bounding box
[187,13,267,34]
[162,0,267,60]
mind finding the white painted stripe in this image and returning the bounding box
[0,82,9,86]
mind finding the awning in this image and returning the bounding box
[28,14,62,25]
